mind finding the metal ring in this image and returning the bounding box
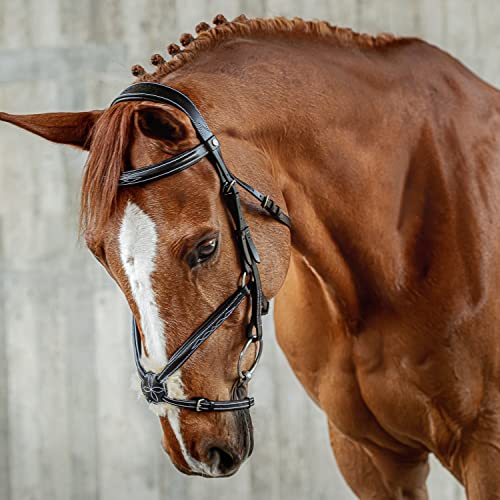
[196,398,207,412]
[237,338,263,384]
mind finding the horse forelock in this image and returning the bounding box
[80,102,137,238]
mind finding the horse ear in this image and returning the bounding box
[135,105,194,144]
[0,110,103,150]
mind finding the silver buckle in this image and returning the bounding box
[223,179,236,193]
[195,398,207,412]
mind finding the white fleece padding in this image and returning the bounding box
[119,201,212,476]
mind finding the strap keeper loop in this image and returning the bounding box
[261,297,270,315]
[246,322,260,341]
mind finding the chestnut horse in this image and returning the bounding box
[2,14,500,499]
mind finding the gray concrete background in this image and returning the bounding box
[1,1,498,499]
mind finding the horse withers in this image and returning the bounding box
[2,14,500,499]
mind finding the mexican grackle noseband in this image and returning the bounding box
[111,83,291,412]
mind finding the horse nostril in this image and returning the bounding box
[207,446,240,475]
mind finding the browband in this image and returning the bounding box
[119,142,210,186]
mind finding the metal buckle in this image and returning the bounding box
[195,398,207,412]
[262,196,283,218]
[223,179,236,194]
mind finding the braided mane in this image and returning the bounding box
[131,14,402,79]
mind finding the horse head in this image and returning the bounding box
[0,88,291,476]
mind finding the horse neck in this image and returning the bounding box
[161,36,468,328]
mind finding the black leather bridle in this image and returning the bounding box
[111,83,291,412]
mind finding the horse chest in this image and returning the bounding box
[325,323,479,455]
[274,252,479,455]
[278,309,469,456]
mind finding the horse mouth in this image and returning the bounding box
[162,407,254,478]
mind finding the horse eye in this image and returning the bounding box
[195,238,218,264]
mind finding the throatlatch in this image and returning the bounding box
[111,82,291,412]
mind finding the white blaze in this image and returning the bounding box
[119,201,211,475]
[119,202,165,370]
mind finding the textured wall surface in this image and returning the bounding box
[1,1,499,499]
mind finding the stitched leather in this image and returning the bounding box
[119,143,210,186]
[112,82,213,142]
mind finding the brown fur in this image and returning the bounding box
[2,14,500,498]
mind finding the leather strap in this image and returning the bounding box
[234,176,291,228]
[112,82,213,142]
[119,142,210,186]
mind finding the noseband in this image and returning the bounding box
[111,83,291,412]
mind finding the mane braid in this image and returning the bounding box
[137,15,402,80]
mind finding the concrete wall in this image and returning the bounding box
[1,1,498,499]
